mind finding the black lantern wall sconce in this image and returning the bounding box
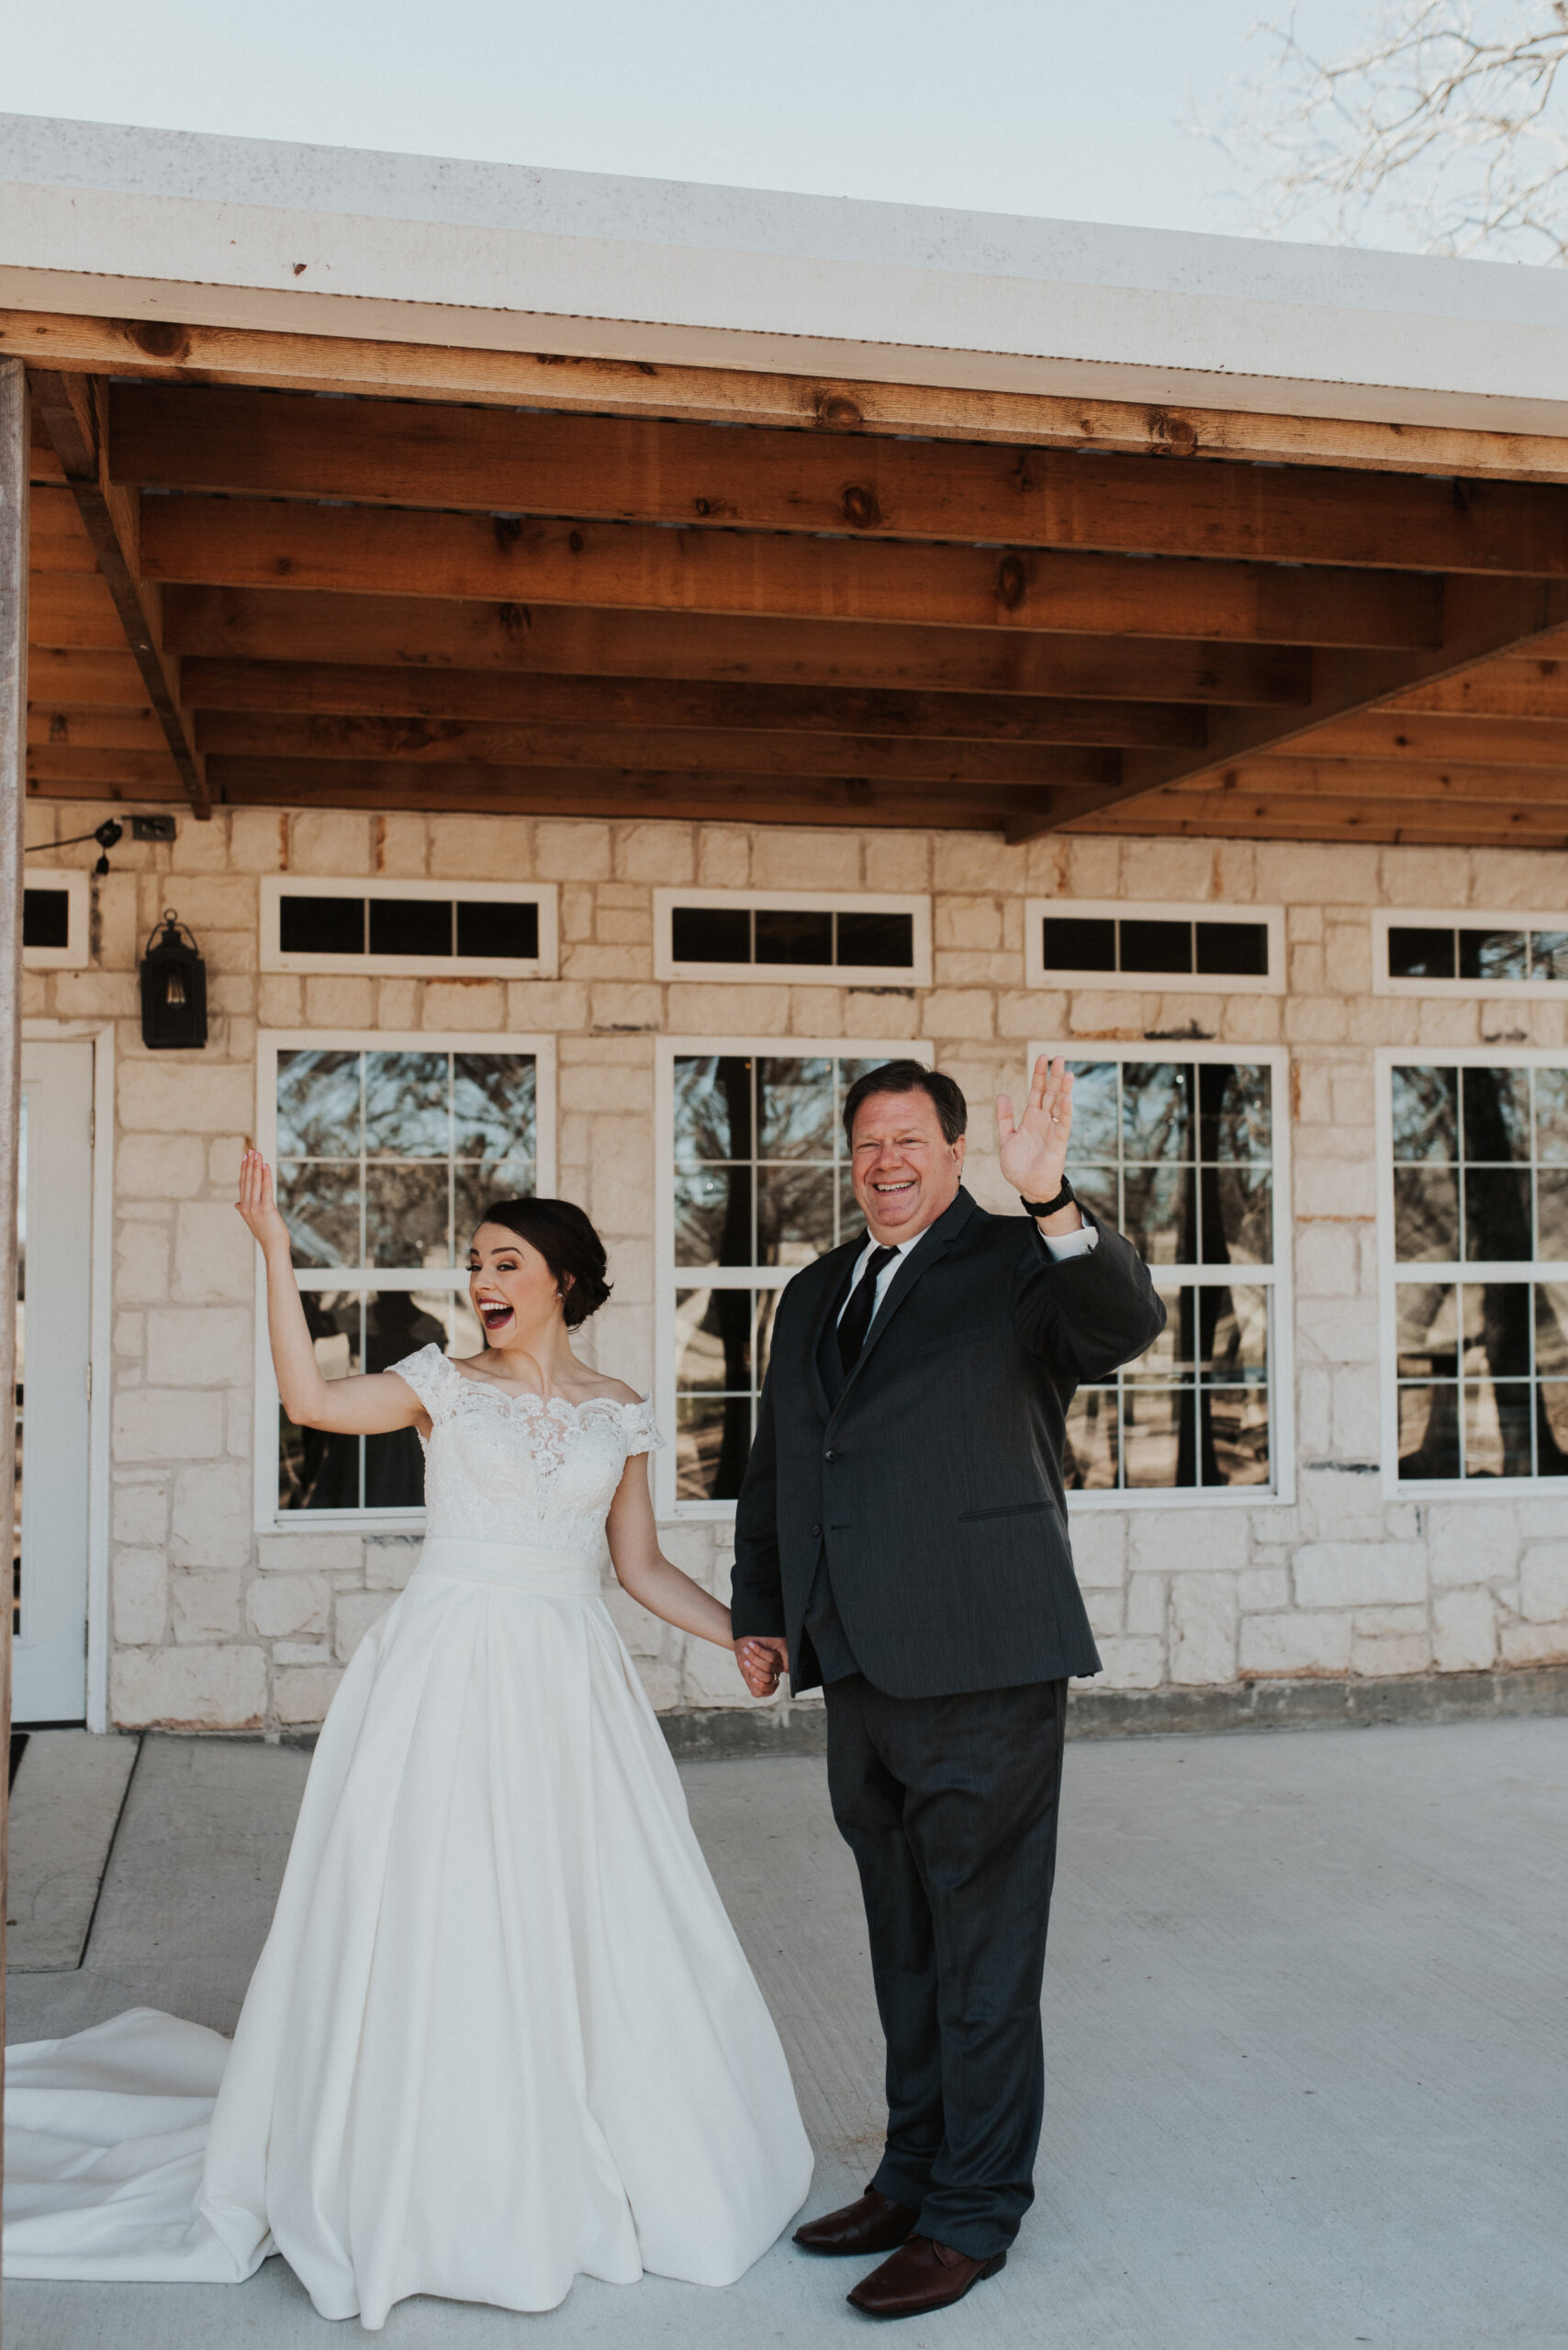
[139,910,208,1050]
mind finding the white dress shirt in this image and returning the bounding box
[836,1208,1096,1329]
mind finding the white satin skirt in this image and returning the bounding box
[4,1539,812,2329]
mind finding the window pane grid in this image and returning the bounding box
[1388,927,1568,984]
[1064,1058,1276,1492]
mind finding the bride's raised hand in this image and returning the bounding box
[995,1054,1074,1203]
[236,1148,293,1258]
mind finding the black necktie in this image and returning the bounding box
[837,1245,901,1373]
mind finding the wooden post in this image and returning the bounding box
[0,353,28,2289]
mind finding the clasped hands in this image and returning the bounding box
[735,1635,788,1698]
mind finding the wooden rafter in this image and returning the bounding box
[27,370,209,814]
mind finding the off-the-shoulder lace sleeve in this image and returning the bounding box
[388,1343,457,1420]
[623,1398,662,1460]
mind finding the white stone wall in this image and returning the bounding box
[21,800,1568,1730]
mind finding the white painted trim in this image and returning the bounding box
[1372,908,1568,1000]
[652,889,931,988]
[252,1028,557,1533]
[1375,1044,1568,1498]
[655,1035,931,1519]
[1025,899,1285,996]
[21,868,90,969]
[260,876,559,979]
[21,1018,114,1730]
[1031,1037,1295,1511]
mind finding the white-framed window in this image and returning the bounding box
[1378,1047,1568,1491]
[655,1038,930,1516]
[1373,909,1568,999]
[1025,900,1284,995]
[21,870,90,968]
[252,1030,556,1530]
[653,890,931,988]
[1032,1038,1294,1507]
[260,878,559,979]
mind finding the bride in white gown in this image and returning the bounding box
[5,1168,812,2329]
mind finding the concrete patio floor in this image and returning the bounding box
[5,1715,1565,2349]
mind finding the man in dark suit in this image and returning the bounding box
[731,1054,1164,2321]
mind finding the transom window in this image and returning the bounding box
[1036,1041,1293,1503]
[1383,1055,1568,1483]
[657,1040,928,1512]
[254,1031,554,1526]
[20,871,89,969]
[654,891,931,986]
[1374,910,1568,999]
[261,878,558,979]
[1025,900,1283,995]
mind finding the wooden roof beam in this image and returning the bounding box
[109,380,1568,576]
[28,372,209,814]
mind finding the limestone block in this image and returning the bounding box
[1471,849,1568,908]
[596,906,653,946]
[246,1570,331,1638]
[1344,997,1408,1046]
[506,979,589,1031]
[1284,997,1350,1045]
[111,1644,266,1730]
[934,951,1016,988]
[171,1569,242,1642]
[1128,1507,1251,1575]
[229,808,287,873]
[421,978,505,1029]
[561,886,595,941]
[1238,1566,1289,1611]
[209,977,257,1018]
[24,803,56,847]
[558,1058,653,1114]
[141,874,256,931]
[172,1203,253,1304]
[1294,1222,1359,1298]
[274,1641,333,1666]
[1433,1589,1496,1672]
[1120,836,1216,901]
[863,832,930,890]
[588,982,663,1031]
[602,1583,664,1659]
[112,1549,167,1645]
[372,811,429,877]
[998,990,1065,1038]
[114,1132,207,1203]
[1067,1510,1126,1587]
[1212,840,1256,900]
[226,1390,252,1459]
[1294,1541,1426,1608]
[666,982,789,1032]
[169,1460,253,1571]
[1351,1630,1431,1676]
[1519,1542,1568,1622]
[1251,842,1380,904]
[1287,905,1325,942]
[207,1135,244,1189]
[1352,1604,1428,1635]
[654,1519,714,1581]
[1125,1572,1168,1638]
[1323,925,1373,998]
[1063,836,1125,898]
[1092,1636,1165,1689]
[1514,1497,1568,1538]
[364,1539,420,1589]
[334,1589,395,1662]
[274,1665,345,1725]
[113,1480,168,1547]
[1294,1158,1377,1220]
[1380,845,1471,907]
[534,821,612,880]
[920,990,995,1039]
[114,1386,224,1462]
[288,810,372,874]
[614,822,694,884]
[54,972,138,1018]
[257,974,303,1024]
[1297,1370,1332,1457]
[788,988,844,1035]
[568,946,656,982]
[1218,998,1282,1044]
[587,1115,655,1230]
[1238,1610,1353,1676]
[256,1532,364,1573]
[842,991,920,1038]
[118,1060,252,1136]
[633,1653,682,1710]
[20,972,48,1016]
[1330,1366,1382,1455]
[147,1306,252,1389]
[1417,998,1479,1046]
[1170,1572,1238,1686]
[1288,944,1324,994]
[1426,1503,1518,1588]
[683,1635,765,1707]
[1068,991,1154,1037]
[304,974,375,1027]
[1084,1590,1123,1638]
[752,830,857,889]
[375,978,419,1027]
[1499,1622,1568,1666]
[935,897,1003,950]
[429,814,532,880]
[695,825,750,888]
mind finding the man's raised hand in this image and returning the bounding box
[995,1055,1075,1205]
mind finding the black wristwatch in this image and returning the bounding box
[1021,1176,1076,1219]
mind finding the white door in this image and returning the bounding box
[14,1040,95,1723]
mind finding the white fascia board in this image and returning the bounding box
[9,116,1568,435]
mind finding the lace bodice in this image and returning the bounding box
[390,1345,660,1551]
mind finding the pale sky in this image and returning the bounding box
[5,0,1405,244]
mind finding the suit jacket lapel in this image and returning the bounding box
[804,1237,864,1422]
[833,1188,980,1404]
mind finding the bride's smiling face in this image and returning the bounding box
[466,1223,566,1348]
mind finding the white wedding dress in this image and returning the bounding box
[4,1345,812,2329]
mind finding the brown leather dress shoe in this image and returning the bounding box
[846,2234,1006,2319]
[793,2187,920,2256]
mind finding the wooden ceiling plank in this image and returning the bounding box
[27,571,134,651]
[28,483,99,572]
[28,709,164,752]
[1299,710,1568,767]
[28,370,210,815]
[17,304,1568,480]
[1190,755,1568,805]
[1063,789,1568,842]
[27,746,185,788]
[1388,658,1568,721]
[162,588,1310,704]
[180,659,1205,749]
[137,496,1440,650]
[24,647,151,706]
[191,709,1120,787]
[107,381,1568,576]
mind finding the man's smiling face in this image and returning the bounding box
[850,1088,966,1247]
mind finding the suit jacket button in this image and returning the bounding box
[823,1448,839,1462]
[811,1523,823,1539]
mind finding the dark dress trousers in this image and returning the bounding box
[731,1186,1164,2258]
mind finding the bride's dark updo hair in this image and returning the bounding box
[473,1198,612,1328]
